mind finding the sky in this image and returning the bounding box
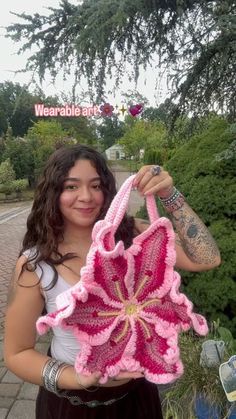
[0,0,168,107]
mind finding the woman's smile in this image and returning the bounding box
[74,207,96,214]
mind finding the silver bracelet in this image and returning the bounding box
[54,364,70,393]
[42,359,57,392]
[42,358,68,394]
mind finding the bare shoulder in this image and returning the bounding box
[15,254,28,276]
[134,218,150,235]
[7,255,42,305]
[14,255,39,285]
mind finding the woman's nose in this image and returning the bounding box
[77,186,92,201]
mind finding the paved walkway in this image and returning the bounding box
[0,170,144,418]
[0,203,49,419]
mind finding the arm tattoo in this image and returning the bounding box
[170,202,220,265]
[175,236,182,246]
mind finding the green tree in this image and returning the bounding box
[0,158,15,184]
[142,100,179,126]
[3,137,35,186]
[0,137,5,163]
[58,116,98,145]
[0,158,16,198]
[0,182,15,197]
[97,116,125,151]
[12,179,28,194]
[11,179,28,199]
[143,149,164,166]
[25,120,73,179]
[6,1,236,119]
[26,120,70,147]
[119,119,166,160]
[0,81,42,137]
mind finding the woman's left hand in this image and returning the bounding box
[133,165,174,198]
[113,371,144,381]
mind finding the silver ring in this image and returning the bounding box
[150,165,161,176]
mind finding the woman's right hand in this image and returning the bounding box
[75,371,102,389]
[60,368,143,390]
[57,366,102,390]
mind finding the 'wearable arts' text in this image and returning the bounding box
[34,104,100,117]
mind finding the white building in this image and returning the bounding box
[105,144,126,160]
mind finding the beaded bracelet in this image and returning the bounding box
[159,187,185,213]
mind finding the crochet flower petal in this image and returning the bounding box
[141,295,193,331]
[132,319,183,384]
[74,319,133,383]
[140,272,208,335]
[92,249,129,302]
[127,221,176,301]
[169,272,208,335]
[63,293,125,345]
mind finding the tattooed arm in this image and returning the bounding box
[170,202,221,271]
[134,164,221,272]
[134,208,221,272]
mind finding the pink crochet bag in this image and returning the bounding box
[36,174,208,384]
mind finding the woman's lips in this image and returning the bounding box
[75,208,94,214]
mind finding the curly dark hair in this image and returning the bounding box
[20,144,135,288]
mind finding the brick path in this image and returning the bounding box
[0,169,144,419]
[0,204,49,419]
[0,201,31,216]
[0,206,31,332]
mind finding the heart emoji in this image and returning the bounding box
[128,103,143,117]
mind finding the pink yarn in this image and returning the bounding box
[36,175,208,384]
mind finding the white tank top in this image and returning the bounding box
[23,248,80,365]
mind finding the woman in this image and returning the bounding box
[4,144,221,419]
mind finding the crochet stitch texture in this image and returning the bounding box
[36,175,208,384]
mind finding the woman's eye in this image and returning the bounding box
[63,183,101,190]
[64,184,78,190]
[92,184,101,190]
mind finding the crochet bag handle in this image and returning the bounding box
[105,174,159,231]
